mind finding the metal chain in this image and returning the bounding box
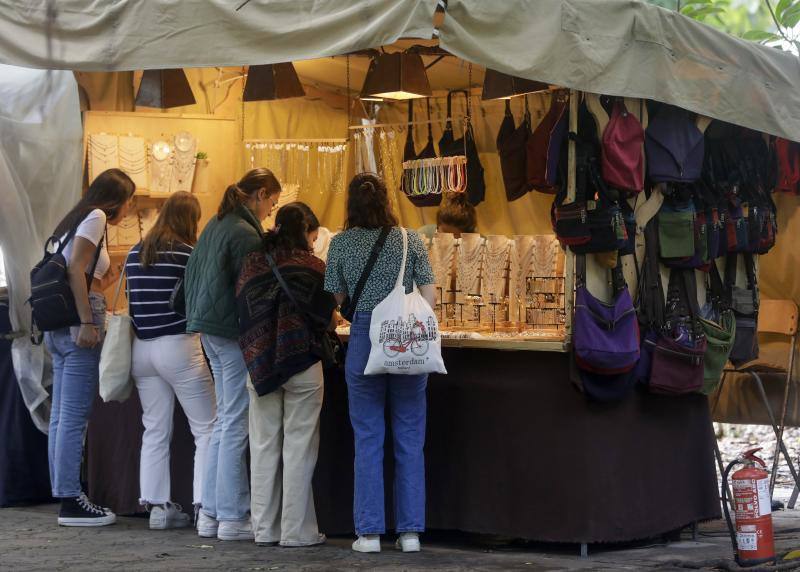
[467,61,473,120]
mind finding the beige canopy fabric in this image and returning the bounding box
[440,0,800,142]
[0,0,437,71]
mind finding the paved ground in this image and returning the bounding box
[2,504,800,571]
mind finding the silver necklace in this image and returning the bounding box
[457,235,484,297]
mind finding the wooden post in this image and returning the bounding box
[563,89,579,346]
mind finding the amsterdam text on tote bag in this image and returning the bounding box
[364,228,447,376]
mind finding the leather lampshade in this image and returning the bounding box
[481,68,549,100]
[243,63,305,102]
[135,69,196,108]
[360,52,432,100]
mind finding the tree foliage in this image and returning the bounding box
[646,0,798,51]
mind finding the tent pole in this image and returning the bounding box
[563,89,579,347]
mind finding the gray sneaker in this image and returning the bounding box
[149,502,191,530]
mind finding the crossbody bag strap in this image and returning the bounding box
[264,252,300,308]
[744,252,759,309]
[349,226,391,311]
[110,255,126,316]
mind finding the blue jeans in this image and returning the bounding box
[345,312,427,535]
[45,293,106,498]
[200,334,250,521]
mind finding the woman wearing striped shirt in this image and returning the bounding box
[126,192,216,530]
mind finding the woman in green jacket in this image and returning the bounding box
[184,168,281,541]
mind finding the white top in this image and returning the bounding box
[60,209,111,279]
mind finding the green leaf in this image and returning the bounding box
[742,30,783,42]
[781,4,800,28]
[776,0,794,19]
[682,4,725,18]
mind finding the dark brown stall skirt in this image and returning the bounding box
[87,347,720,544]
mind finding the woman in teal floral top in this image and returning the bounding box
[324,173,435,554]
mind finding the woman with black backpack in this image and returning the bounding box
[44,168,135,527]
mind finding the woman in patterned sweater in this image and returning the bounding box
[236,202,336,547]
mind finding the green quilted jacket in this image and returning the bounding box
[185,204,264,339]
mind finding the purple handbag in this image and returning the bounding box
[645,104,705,183]
[573,257,640,375]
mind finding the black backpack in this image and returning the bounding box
[29,220,104,342]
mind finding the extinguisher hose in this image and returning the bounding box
[721,459,743,564]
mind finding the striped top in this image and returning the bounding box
[125,241,192,340]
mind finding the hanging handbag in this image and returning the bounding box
[649,268,706,395]
[99,268,134,403]
[572,255,639,402]
[438,90,485,205]
[265,252,343,369]
[657,187,696,259]
[340,227,391,322]
[570,165,628,255]
[527,91,569,193]
[573,255,640,375]
[497,98,531,201]
[698,263,736,395]
[601,98,645,193]
[29,219,104,342]
[645,103,705,183]
[725,252,759,365]
[775,137,800,194]
[364,228,446,376]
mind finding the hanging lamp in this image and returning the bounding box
[243,63,305,101]
[135,69,196,108]
[360,52,432,100]
[481,68,549,100]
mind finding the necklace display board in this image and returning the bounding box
[244,139,348,200]
[426,232,565,340]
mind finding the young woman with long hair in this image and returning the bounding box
[184,168,282,541]
[125,191,216,530]
[236,202,336,547]
[46,168,136,527]
[324,173,436,553]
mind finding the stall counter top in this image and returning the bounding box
[335,327,568,352]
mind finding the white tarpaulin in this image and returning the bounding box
[0,66,83,432]
[440,0,800,142]
[0,0,437,71]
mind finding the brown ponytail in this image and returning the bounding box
[217,168,281,220]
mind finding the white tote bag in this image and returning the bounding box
[99,269,134,402]
[364,228,447,376]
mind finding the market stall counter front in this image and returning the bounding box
[87,343,720,544]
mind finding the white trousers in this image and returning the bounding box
[132,333,216,505]
[249,362,324,546]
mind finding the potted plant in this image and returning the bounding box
[192,151,209,194]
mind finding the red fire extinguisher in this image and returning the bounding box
[721,448,775,567]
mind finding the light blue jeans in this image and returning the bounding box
[45,292,106,498]
[200,334,250,522]
[345,312,427,535]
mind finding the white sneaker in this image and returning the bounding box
[352,535,381,553]
[218,519,255,541]
[196,511,218,538]
[395,532,421,553]
[149,502,191,530]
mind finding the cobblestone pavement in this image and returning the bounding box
[2,504,800,571]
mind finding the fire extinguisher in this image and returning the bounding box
[721,448,775,567]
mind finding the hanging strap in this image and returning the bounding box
[426,98,433,140]
[576,253,626,295]
[637,220,666,328]
[349,226,391,311]
[110,257,126,317]
[393,227,409,290]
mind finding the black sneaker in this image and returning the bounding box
[58,493,117,527]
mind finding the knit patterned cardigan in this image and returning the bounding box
[236,248,336,396]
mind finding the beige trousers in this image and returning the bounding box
[249,361,324,546]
